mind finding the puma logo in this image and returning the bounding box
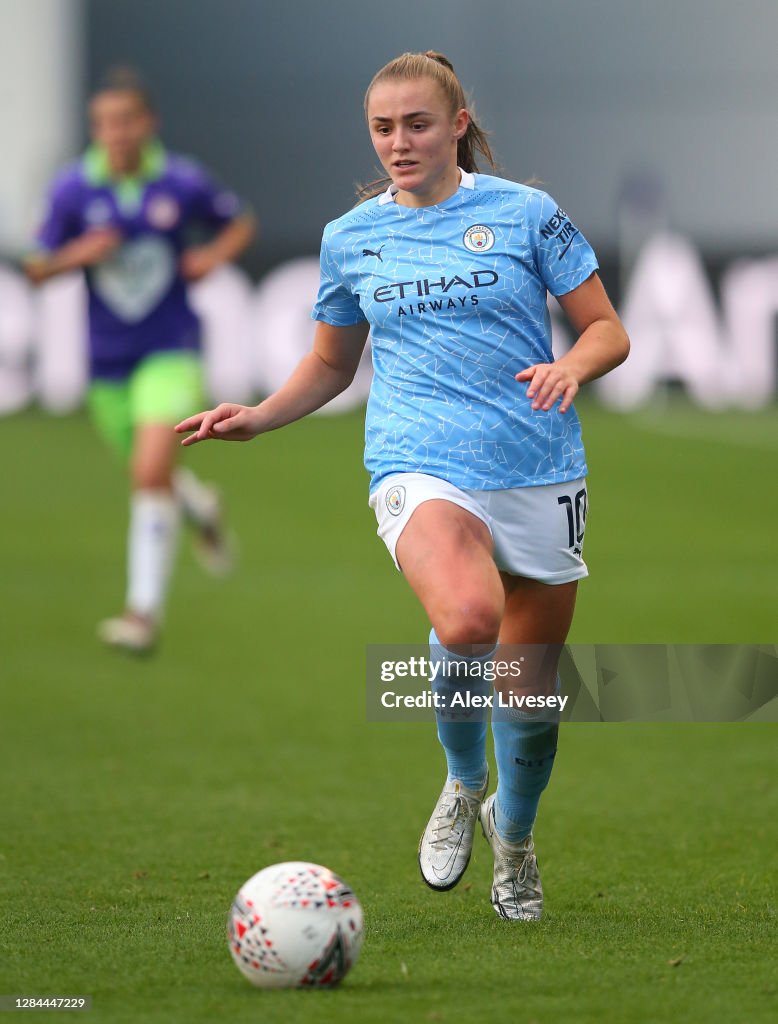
[362,244,385,261]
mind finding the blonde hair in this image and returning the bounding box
[357,51,496,202]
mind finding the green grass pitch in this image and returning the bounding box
[1,400,775,1023]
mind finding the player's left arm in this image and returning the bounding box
[177,161,257,280]
[180,211,257,282]
[516,272,630,412]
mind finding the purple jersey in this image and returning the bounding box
[35,142,244,380]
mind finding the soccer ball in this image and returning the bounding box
[227,861,364,988]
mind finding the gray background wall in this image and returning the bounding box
[85,0,778,274]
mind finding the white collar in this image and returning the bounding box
[378,167,475,206]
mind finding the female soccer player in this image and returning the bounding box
[177,52,629,919]
[25,69,256,653]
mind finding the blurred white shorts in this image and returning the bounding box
[369,472,589,584]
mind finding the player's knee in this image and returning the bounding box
[434,595,502,648]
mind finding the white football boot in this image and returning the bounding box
[97,612,156,654]
[418,774,488,891]
[480,794,543,920]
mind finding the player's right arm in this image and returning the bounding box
[24,228,121,284]
[22,169,121,285]
[176,320,369,445]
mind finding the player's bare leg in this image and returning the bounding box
[499,575,578,646]
[396,499,504,647]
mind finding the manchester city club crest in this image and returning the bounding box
[386,485,406,517]
[463,224,495,252]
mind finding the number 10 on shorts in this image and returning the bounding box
[558,487,587,554]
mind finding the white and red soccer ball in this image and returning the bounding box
[227,861,364,989]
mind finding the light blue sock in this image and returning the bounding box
[429,628,492,791]
[492,678,560,842]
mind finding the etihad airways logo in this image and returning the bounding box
[374,270,498,302]
[372,270,499,318]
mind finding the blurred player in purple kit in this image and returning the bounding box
[25,69,256,652]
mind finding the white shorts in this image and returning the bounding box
[369,472,589,584]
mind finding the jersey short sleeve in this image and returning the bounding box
[528,190,599,298]
[180,159,246,229]
[35,169,83,251]
[311,225,367,327]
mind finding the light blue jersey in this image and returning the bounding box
[311,171,598,492]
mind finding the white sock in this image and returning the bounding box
[173,467,218,527]
[126,490,180,620]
